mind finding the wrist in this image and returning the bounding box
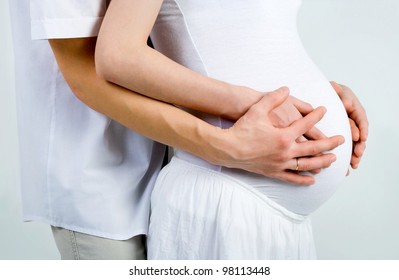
[199,124,241,168]
[221,84,262,120]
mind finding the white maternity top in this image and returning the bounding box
[150,0,352,215]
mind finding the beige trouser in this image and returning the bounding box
[51,226,146,260]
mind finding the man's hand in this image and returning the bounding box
[217,87,344,186]
[331,81,368,170]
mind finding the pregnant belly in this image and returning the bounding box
[219,77,352,215]
[177,77,352,216]
[173,43,352,215]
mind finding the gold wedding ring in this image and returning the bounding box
[295,158,300,171]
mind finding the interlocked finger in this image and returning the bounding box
[294,136,344,158]
[287,106,326,139]
[304,126,326,140]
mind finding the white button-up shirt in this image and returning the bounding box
[9,0,165,240]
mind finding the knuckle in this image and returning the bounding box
[298,158,311,171]
[301,162,311,171]
[275,150,289,162]
[309,145,318,155]
[278,134,292,149]
[342,98,353,108]
[279,152,290,162]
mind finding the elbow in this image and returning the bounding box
[94,40,119,82]
[95,38,143,84]
[95,33,149,90]
[95,34,149,96]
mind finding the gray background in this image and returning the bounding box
[1,0,398,259]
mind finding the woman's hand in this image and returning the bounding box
[269,95,326,140]
[331,81,368,171]
[269,94,327,174]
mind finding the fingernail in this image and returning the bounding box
[339,137,345,145]
[330,155,337,163]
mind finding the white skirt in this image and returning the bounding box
[148,157,317,260]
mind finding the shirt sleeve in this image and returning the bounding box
[30,0,109,40]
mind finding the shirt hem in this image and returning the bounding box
[31,17,103,40]
[23,215,148,241]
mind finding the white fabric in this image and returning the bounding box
[9,0,165,240]
[148,157,317,260]
[150,0,352,216]
[30,0,109,39]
